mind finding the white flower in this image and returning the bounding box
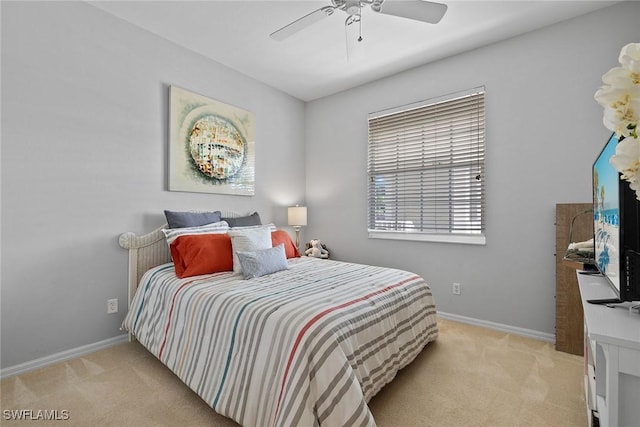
[619,43,640,75]
[610,137,640,201]
[596,42,640,200]
[595,84,640,138]
[595,42,640,140]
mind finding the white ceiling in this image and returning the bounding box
[90,0,616,101]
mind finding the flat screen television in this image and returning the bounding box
[591,132,640,304]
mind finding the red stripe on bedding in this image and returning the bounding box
[158,280,196,360]
[272,275,420,425]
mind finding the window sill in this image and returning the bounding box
[368,230,486,245]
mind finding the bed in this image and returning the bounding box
[119,212,438,427]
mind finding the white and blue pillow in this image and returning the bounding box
[227,225,274,274]
[236,244,288,279]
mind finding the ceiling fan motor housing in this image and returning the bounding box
[345,1,361,15]
[332,0,366,15]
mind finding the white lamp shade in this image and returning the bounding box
[288,206,307,227]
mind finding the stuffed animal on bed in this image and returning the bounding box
[304,239,329,259]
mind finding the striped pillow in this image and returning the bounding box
[162,221,229,245]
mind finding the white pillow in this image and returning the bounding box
[236,244,288,279]
[162,220,229,245]
[227,226,273,274]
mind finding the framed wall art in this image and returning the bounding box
[169,86,255,195]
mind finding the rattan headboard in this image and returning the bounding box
[118,211,243,306]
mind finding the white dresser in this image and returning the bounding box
[577,271,640,427]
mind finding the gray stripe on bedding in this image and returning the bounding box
[123,257,438,427]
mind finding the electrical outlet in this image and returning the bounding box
[107,298,118,314]
[452,283,461,295]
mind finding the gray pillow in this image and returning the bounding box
[164,210,222,229]
[223,212,262,228]
[236,244,288,279]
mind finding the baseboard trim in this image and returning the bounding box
[0,334,129,380]
[437,311,556,343]
[1,316,554,379]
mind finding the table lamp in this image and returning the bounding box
[287,205,307,249]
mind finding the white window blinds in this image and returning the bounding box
[367,87,486,244]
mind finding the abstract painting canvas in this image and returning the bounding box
[169,86,255,195]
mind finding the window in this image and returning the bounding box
[367,87,486,245]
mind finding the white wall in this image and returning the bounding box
[304,2,640,336]
[1,2,305,368]
[2,1,638,371]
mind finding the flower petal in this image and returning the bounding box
[602,67,640,92]
[619,43,640,74]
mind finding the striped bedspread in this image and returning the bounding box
[122,257,438,427]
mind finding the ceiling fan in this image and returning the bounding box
[269,0,448,43]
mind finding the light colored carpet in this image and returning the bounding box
[1,318,586,426]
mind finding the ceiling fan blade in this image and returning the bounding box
[270,6,335,41]
[374,0,447,24]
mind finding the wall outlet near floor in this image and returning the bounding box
[452,283,461,295]
[107,298,118,314]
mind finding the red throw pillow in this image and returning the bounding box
[169,234,234,278]
[271,230,300,258]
